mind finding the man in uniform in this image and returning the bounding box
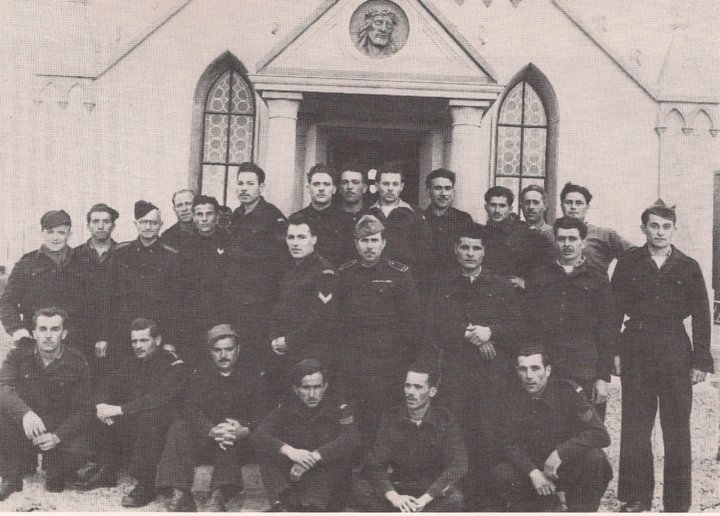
[266,215,337,408]
[0,210,83,350]
[74,203,119,376]
[482,186,553,289]
[162,189,196,250]
[157,324,259,512]
[524,216,615,419]
[336,215,421,442]
[0,308,92,499]
[356,363,467,512]
[612,200,713,512]
[493,346,612,512]
[91,318,190,507]
[222,162,287,376]
[177,195,229,366]
[560,182,634,274]
[520,184,554,244]
[104,201,180,363]
[291,164,347,266]
[253,359,360,512]
[337,161,370,264]
[422,168,474,272]
[422,222,518,510]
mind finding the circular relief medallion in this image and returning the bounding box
[350,0,409,59]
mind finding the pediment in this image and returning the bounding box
[251,0,501,99]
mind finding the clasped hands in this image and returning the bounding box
[385,490,433,512]
[281,445,321,482]
[464,324,496,360]
[209,419,250,450]
[22,411,60,451]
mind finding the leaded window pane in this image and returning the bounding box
[522,127,546,177]
[498,83,523,125]
[496,126,521,176]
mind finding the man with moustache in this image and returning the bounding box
[524,217,615,420]
[74,203,119,375]
[291,164,346,266]
[612,200,712,512]
[423,168,474,272]
[336,161,370,264]
[493,347,612,512]
[0,210,83,350]
[265,215,337,407]
[0,308,92,499]
[357,363,467,512]
[105,201,180,363]
[162,189,196,251]
[91,318,190,507]
[520,184,554,244]
[335,215,421,442]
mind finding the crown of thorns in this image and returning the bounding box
[364,8,398,24]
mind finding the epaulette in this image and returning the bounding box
[161,243,179,254]
[338,259,357,271]
[388,260,409,272]
[561,378,583,394]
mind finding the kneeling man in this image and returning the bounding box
[253,359,360,512]
[493,346,612,512]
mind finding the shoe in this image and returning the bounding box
[121,484,156,508]
[167,488,196,512]
[74,465,116,491]
[620,501,652,512]
[0,479,22,501]
[45,478,65,493]
[205,490,225,512]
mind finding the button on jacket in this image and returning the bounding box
[74,239,117,345]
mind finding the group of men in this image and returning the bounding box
[0,159,713,512]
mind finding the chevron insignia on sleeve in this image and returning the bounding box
[319,292,332,304]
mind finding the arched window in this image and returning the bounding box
[494,65,558,218]
[197,60,255,207]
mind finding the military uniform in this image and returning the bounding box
[252,394,360,511]
[357,404,468,512]
[483,218,553,281]
[423,206,474,272]
[161,221,195,252]
[157,362,260,495]
[0,345,92,488]
[103,238,180,362]
[525,260,615,418]
[93,348,190,490]
[291,204,348,267]
[611,245,713,511]
[493,378,612,512]
[584,224,634,274]
[335,257,421,441]
[266,252,337,406]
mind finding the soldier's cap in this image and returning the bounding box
[206,323,237,345]
[134,200,159,220]
[87,203,119,222]
[41,210,71,230]
[648,198,675,212]
[354,214,385,240]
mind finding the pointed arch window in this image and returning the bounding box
[200,70,255,206]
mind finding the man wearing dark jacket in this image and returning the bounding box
[253,359,360,512]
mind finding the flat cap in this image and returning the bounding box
[206,323,237,345]
[88,203,119,222]
[354,214,385,240]
[134,200,159,220]
[40,210,71,230]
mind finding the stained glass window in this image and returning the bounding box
[495,80,548,212]
[200,70,254,206]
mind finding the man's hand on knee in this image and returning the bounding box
[32,432,60,451]
[22,410,46,439]
[385,490,420,512]
[529,469,556,496]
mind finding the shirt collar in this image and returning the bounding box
[555,256,586,272]
[370,199,414,213]
[34,345,65,367]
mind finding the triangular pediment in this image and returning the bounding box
[251,0,501,99]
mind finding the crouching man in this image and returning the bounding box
[356,363,468,512]
[0,308,91,499]
[156,324,260,511]
[493,346,612,512]
[252,359,360,512]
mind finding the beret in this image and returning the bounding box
[134,200,159,220]
[207,323,237,345]
[354,214,385,239]
[87,203,119,222]
[40,210,71,230]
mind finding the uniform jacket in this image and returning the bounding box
[584,224,634,274]
[74,239,117,344]
[525,260,615,383]
[483,218,553,280]
[184,363,261,441]
[423,207,474,272]
[363,404,468,499]
[0,246,84,336]
[0,345,91,442]
[229,196,287,264]
[269,252,337,364]
[161,222,195,252]
[611,245,713,372]
[291,204,348,267]
[96,348,190,416]
[253,394,360,465]
[499,378,610,475]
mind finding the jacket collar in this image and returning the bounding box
[370,198,415,213]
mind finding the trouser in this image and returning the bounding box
[493,448,612,512]
[618,359,693,511]
[353,479,464,512]
[577,379,607,421]
[156,419,247,492]
[92,411,172,488]
[0,416,90,484]
[259,451,353,510]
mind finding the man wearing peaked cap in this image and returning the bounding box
[611,199,713,513]
[0,209,84,351]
